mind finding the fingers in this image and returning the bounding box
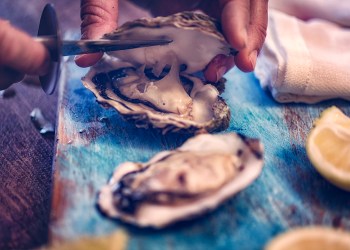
[80,0,119,39]
[219,0,268,72]
[0,67,24,90]
[75,53,103,68]
[235,0,268,72]
[76,0,119,67]
[0,20,49,76]
[220,0,249,50]
[0,20,49,90]
[204,54,235,82]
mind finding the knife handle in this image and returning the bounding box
[34,36,60,62]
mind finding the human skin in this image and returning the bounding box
[0,20,49,90]
[0,0,268,89]
[76,0,269,82]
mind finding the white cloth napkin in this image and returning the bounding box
[254,1,350,103]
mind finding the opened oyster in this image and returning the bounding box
[98,133,264,228]
[82,11,235,133]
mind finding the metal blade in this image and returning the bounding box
[61,39,172,56]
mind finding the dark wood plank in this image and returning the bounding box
[0,1,79,249]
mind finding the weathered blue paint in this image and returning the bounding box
[50,62,350,250]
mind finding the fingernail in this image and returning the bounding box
[74,55,83,61]
[249,50,258,69]
[216,66,227,82]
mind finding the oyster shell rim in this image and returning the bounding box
[82,63,231,134]
[97,132,264,228]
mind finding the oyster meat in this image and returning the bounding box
[82,11,235,133]
[98,133,264,228]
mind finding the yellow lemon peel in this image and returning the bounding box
[306,106,350,191]
[44,230,128,250]
[265,227,350,250]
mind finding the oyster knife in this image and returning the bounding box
[36,4,171,95]
[35,37,172,58]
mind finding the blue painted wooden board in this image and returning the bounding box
[50,61,350,249]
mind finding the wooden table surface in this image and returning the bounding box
[51,61,350,249]
[2,1,350,250]
[0,1,79,249]
[49,8,350,246]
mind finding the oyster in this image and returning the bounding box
[82,11,235,133]
[98,133,264,228]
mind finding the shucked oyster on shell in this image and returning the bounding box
[98,133,264,228]
[82,11,235,133]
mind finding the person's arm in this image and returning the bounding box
[0,20,49,90]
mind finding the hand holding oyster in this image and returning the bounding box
[82,11,234,134]
[78,0,269,74]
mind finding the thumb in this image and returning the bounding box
[80,0,119,39]
[76,0,119,67]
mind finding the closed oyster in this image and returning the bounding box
[98,133,264,228]
[82,11,235,133]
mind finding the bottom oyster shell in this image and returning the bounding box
[98,133,264,228]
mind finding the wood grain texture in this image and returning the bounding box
[0,83,55,250]
[0,1,80,249]
[50,59,350,249]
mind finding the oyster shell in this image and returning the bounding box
[98,133,264,228]
[82,12,234,133]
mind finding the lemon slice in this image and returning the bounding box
[46,230,128,250]
[265,227,350,250]
[306,106,350,191]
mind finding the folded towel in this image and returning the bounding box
[269,0,350,27]
[254,7,350,103]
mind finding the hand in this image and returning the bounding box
[76,0,269,82]
[75,0,119,68]
[0,20,49,90]
[219,0,268,73]
[132,0,269,81]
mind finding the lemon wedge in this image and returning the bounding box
[265,227,350,250]
[46,230,128,250]
[306,106,350,191]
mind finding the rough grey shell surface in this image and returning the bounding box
[98,133,264,228]
[105,11,227,43]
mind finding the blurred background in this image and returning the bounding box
[0,1,151,248]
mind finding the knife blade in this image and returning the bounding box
[34,37,173,57]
